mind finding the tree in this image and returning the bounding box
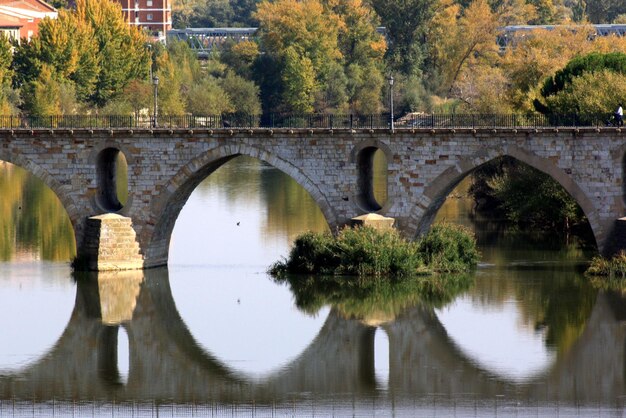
[12,0,150,111]
[585,0,625,23]
[255,0,342,80]
[370,0,436,76]
[12,9,99,102]
[21,65,68,116]
[0,35,18,114]
[281,46,316,113]
[172,0,259,28]
[102,79,152,117]
[536,52,626,114]
[254,0,342,112]
[75,0,151,106]
[186,77,233,115]
[496,27,626,112]
[220,71,261,114]
[541,52,626,98]
[253,0,385,113]
[543,70,626,115]
[221,40,260,79]
[427,0,499,97]
[329,0,386,113]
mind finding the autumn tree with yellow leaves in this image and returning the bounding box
[12,0,150,115]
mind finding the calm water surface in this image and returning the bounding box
[0,157,622,416]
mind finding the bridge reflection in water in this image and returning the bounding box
[1,269,626,411]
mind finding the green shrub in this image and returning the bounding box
[586,251,626,290]
[417,223,480,273]
[270,222,479,279]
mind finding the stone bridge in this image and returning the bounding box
[1,126,625,269]
[1,269,625,406]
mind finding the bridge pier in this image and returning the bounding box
[75,214,144,271]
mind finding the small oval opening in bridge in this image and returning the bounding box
[96,148,128,212]
[356,147,388,212]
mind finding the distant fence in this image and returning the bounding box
[0,113,618,130]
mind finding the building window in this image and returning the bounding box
[147,0,152,6]
[147,13,153,20]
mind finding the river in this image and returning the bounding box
[0,156,621,417]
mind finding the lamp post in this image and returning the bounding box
[152,75,159,128]
[388,75,394,132]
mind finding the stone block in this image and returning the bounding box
[351,213,395,231]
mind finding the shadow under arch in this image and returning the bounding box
[144,143,338,268]
[0,154,78,252]
[410,145,600,249]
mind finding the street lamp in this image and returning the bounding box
[388,75,394,132]
[152,75,159,128]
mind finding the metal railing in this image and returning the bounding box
[0,113,617,130]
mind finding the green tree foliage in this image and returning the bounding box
[186,77,233,114]
[0,36,18,114]
[221,40,260,79]
[471,157,586,232]
[370,0,436,76]
[254,0,385,113]
[77,0,151,106]
[281,46,316,113]
[13,8,99,101]
[173,0,259,28]
[538,52,626,114]
[12,0,150,112]
[544,70,626,115]
[541,52,626,97]
[269,223,478,278]
[220,72,262,114]
[585,0,625,23]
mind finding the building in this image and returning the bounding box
[0,0,57,42]
[117,0,171,42]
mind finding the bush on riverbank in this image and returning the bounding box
[585,251,626,289]
[269,222,479,279]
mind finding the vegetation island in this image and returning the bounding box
[269,223,479,299]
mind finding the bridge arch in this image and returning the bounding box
[144,143,338,268]
[0,150,79,247]
[95,147,129,213]
[349,139,392,213]
[409,145,601,248]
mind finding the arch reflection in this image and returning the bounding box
[0,268,624,407]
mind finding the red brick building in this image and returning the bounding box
[0,0,57,42]
[117,0,171,42]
